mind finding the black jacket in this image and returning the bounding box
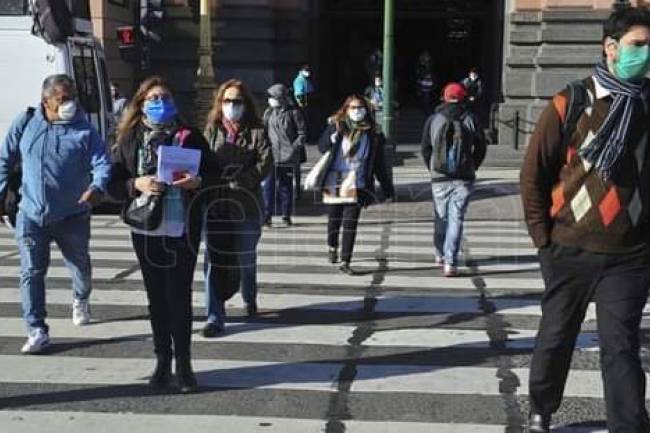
[420,103,486,181]
[203,123,273,221]
[263,106,306,165]
[317,123,394,206]
[107,123,214,242]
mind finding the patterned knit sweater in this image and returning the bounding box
[520,76,650,253]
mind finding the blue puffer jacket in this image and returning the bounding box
[0,106,111,225]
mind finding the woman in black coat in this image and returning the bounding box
[317,94,394,274]
[108,76,214,393]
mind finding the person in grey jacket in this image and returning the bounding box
[262,83,306,226]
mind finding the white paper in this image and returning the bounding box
[156,145,201,185]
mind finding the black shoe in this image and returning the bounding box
[263,218,272,228]
[175,357,198,394]
[282,217,293,226]
[527,413,550,433]
[149,355,171,389]
[201,322,223,338]
[246,303,258,318]
[339,261,354,275]
[328,247,338,264]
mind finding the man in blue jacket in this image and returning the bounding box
[0,74,111,354]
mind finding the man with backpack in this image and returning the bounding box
[520,7,650,432]
[0,74,111,354]
[421,82,486,277]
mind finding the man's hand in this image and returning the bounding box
[134,176,166,196]
[78,188,103,207]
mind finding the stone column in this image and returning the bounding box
[193,0,218,129]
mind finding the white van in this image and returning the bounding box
[0,2,114,144]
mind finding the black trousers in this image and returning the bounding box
[530,243,650,432]
[131,233,198,359]
[327,204,362,263]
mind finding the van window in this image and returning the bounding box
[72,44,102,136]
[0,0,28,15]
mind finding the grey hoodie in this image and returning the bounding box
[263,84,307,165]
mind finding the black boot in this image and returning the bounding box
[246,302,258,318]
[527,413,550,433]
[175,356,198,394]
[149,355,171,389]
[339,261,354,275]
[328,247,338,264]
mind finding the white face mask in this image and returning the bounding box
[348,108,367,122]
[469,73,478,81]
[223,102,244,122]
[57,100,77,121]
[268,97,281,108]
[302,70,311,78]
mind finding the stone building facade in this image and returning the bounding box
[500,0,645,147]
[86,0,647,144]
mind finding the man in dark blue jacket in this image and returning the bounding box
[0,74,111,353]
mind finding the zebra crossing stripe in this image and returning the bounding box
[0,355,640,399]
[0,411,509,433]
[0,266,545,289]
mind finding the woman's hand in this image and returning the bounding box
[172,172,202,190]
[134,176,166,195]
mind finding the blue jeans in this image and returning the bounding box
[16,211,91,333]
[262,165,294,221]
[431,180,473,266]
[204,218,261,328]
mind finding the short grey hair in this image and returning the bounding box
[42,74,76,99]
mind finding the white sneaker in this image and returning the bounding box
[21,328,50,354]
[72,299,91,326]
[434,255,444,266]
[444,264,458,277]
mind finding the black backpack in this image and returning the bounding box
[30,0,74,44]
[430,109,475,178]
[2,108,35,229]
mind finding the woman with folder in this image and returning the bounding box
[108,76,212,393]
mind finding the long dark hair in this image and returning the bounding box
[330,94,375,132]
[116,75,173,145]
[205,79,259,131]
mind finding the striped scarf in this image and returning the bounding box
[339,118,371,158]
[222,118,240,144]
[579,61,646,180]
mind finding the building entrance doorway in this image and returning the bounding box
[315,0,505,138]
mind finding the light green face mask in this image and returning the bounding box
[613,43,650,82]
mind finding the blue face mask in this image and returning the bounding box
[143,99,177,124]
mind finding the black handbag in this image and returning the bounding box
[121,193,163,230]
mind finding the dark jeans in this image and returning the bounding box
[327,204,362,263]
[530,243,650,433]
[262,165,294,220]
[131,233,198,359]
[204,218,261,328]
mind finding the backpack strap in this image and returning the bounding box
[553,80,589,144]
[13,107,35,156]
[19,107,35,138]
